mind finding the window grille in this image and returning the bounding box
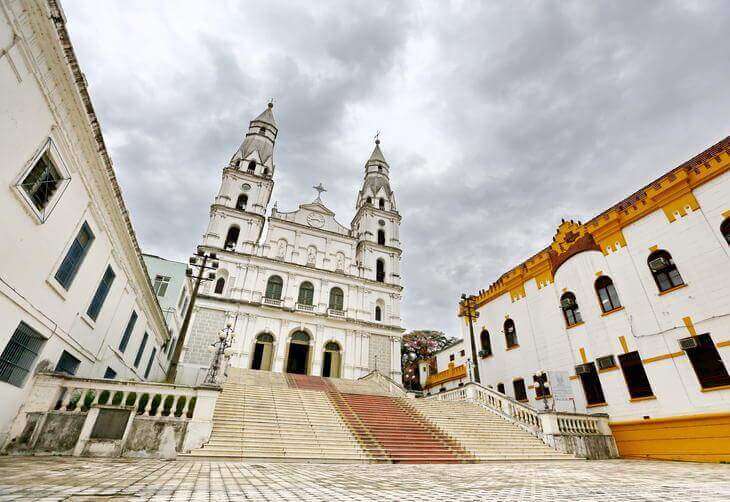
[0,322,45,387]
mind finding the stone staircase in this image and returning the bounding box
[409,399,573,461]
[186,369,574,463]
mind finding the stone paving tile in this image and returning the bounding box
[0,457,729,501]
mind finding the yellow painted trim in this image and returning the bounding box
[579,347,587,364]
[509,283,526,302]
[683,316,697,337]
[595,270,603,277]
[569,375,579,381]
[723,209,730,219]
[629,395,657,403]
[566,321,585,330]
[649,245,659,252]
[658,283,687,296]
[602,306,625,317]
[717,340,730,348]
[598,366,619,374]
[661,191,700,222]
[700,384,730,393]
[619,335,629,354]
[642,351,684,364]
[586,402,608,408]
[610,411,730,427]
[505,344,520,351]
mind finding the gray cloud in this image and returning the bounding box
[63,0,730,337]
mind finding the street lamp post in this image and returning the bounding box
[461,293,481,384]
[204,324,235,385]
[165,248,219,384]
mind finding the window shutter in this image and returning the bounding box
[55,223,94,289]
[87,267,116,320]
[134,333,148,368]
[119,312,138,353]
[144,348,157,379]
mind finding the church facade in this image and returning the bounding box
[177,104,405,384]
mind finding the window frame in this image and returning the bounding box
[265,275,284,300]
[647,250,684,293]
[53,221,95,292]
[118,311,138,353]
[577,362,606,406]
[376,259,386,283]
[214,277,226,295]
[55,350,81,376]
[153,275,171,297]
[13,137,70,223]
[328,287,344,311]
[0,322,46,388]
[504,319,518,348]
[479,329,492,357]
[86,266,116,321]
[618,351,654,399]
[297,281,315,306]
[133,332,149,368]
[144,347,157,379]
[513,378,528,402]
[684,333,730,390]
[595,276,621,313]
[560,292,583,327]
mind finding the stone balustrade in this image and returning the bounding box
[426,382,618,459]
[4,372,220,458]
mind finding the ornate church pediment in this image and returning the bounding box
[548,219,600,274]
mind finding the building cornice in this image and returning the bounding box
[462,137,730,313]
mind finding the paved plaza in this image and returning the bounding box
[0,457,729,501]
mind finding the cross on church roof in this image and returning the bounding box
[374,130,381,145]
[312,182,327,201]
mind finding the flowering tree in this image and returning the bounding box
[400,330,456,390]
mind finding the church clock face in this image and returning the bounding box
[306,213,325,228]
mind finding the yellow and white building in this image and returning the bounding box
[460,137,730,462]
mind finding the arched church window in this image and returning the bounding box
[721,218,730,245]
[504,319,518,348]
[560,292,582,327]
[480,329,492,357]
[291,331,310,343]
[224,226,240,250]
[375,305,382,321]
[379,198,385,210]
[376,259,385,283]
[377,229,386,246]
[298,281,314,306]
[214,277,225,294]
[265,275,283,300]
[647,250,684,292]
[257,333,274,343]
[247,160,256,173]
[236,194,248,210]
[263,168,270,177]
[328,287,344,311]
[595,276,621,313]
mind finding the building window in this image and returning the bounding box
[504,319,518,348]
[265,275,283,299]
[144,348,157,379]
[0,322,45,387]
[104,367,117,379]
[479,329,492,357]
[647,250,684,292]
[153,275,171,297]
[449,354,455,362]
[224,226,240,250]
[377,229,386,246]
[513,378,527,401]
[366,197,372,205]
[298,281,314,305]
[167,337,177,360]
[247,160,256,173]
[119,311,137,353]
[577,362,606,406]
[496,383,505,394]
[236,194,248,210]
[595,276,621,313]
[55,351,81,376]
[376,259,385,283]
[134,332,148,368]
[721,218,730,245]
[379,198,385,210]
[618,351,653,399]
[375,305,382,321]
[560,292,582,327]
[214,277,225,294]
[20,151,62,211]
[87,266,116,321]
[54,222,94,290]
[329,287,344,310]
[684,334,730,389]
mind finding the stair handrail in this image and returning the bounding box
[358,370,408,396]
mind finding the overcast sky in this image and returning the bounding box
[63,0,730,337]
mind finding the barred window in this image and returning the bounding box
[0,322,46,387]
[21,152,61,211]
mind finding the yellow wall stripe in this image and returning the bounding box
[683,316,697,337]
[579,347,587,364]
[619,335,629,354]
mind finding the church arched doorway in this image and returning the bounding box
[322,341,342,378]
[251,333,274,371]
[286,331,310,375]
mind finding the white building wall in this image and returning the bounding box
[0,0,169,445]
[465,170,730,421]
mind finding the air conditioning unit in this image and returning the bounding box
[679,336,699,350]
[575,363,592,375]
[596,355,616,370]
[648,257,668,271]
[561,297,575,309]
[478,349,491,358]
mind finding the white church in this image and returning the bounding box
[177,103,405,384]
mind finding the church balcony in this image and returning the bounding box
[296,303,315,313]
[327,308,346,317]
[262,297,283,308]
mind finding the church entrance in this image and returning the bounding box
[251,333,274,371]
[286,331,310,375]
[322,341,342,378]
